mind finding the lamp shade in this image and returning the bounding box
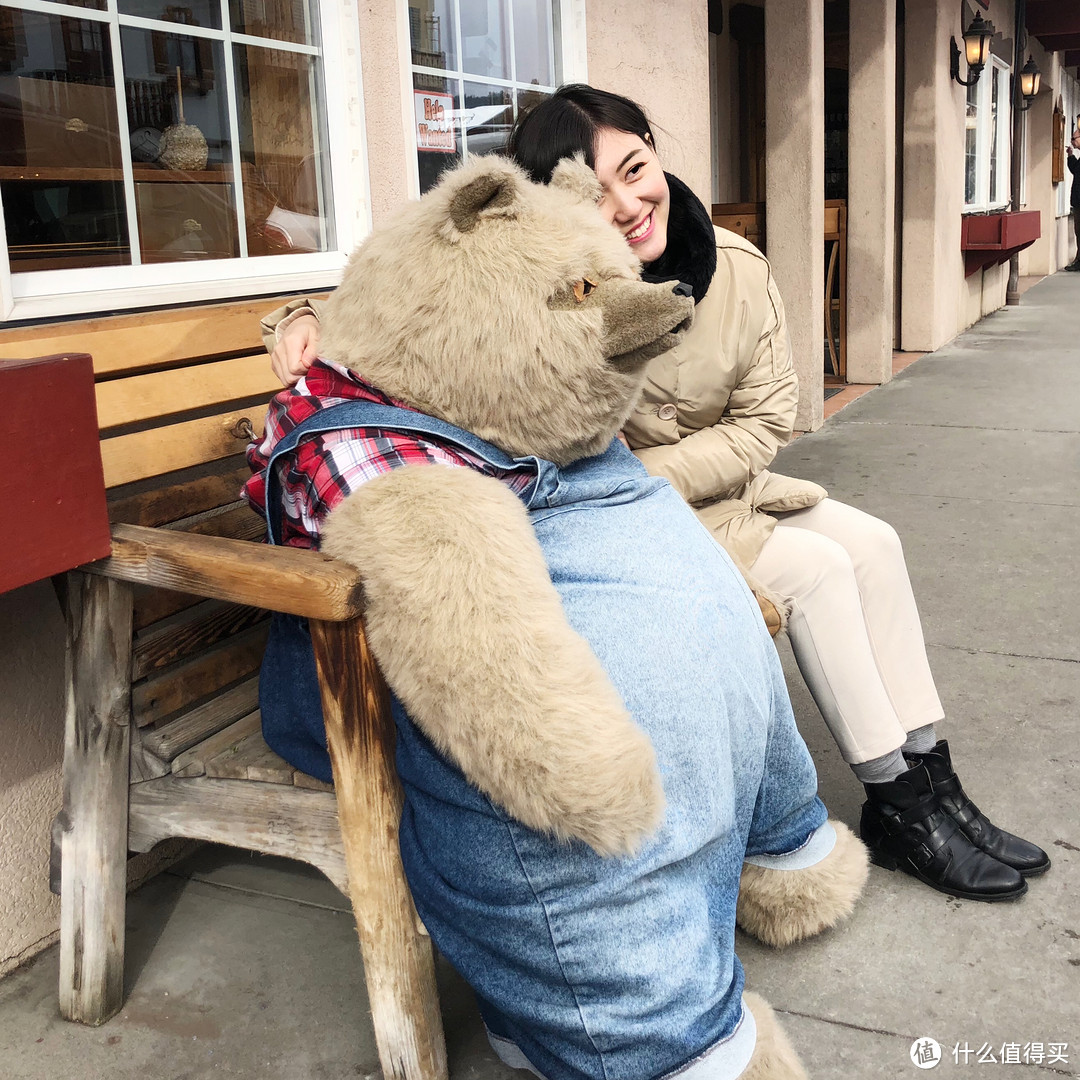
[1020,55,1041,99]
[963,13,994,68]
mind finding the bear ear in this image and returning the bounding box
[446,158,525,233]
[549,154,602,205]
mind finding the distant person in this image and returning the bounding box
[1066,126,1080,271]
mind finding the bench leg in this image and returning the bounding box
[58,573,134,1025]
[311,618,448,1080]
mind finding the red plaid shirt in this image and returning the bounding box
[243,359,535,549]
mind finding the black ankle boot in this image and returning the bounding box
[860,763,1027,902]
[905,740,1050,877]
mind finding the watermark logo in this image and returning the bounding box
[911,1038,942,1069]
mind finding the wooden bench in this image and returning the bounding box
[0,301,447,1080]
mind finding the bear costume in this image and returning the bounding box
[246,155,867,1080]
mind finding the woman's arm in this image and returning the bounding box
[261,297,328,385]
[633,264,798,506]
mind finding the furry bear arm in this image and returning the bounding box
[319,463,665,856]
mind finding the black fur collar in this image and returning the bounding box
[639,173,717,304]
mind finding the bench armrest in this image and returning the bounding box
[81,523,364,621]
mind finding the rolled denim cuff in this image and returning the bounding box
[743,818,837,871]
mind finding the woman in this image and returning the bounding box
[262,85,1048,901]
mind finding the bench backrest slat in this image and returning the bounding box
[0,296,301,376]
[95,354,280,430]
[101,409,266,487]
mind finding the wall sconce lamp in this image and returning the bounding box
[950,12,996,88]
[1018,55,1042,111]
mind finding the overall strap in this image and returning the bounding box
[262,399,537,545]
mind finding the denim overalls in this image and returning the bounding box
[259,402,828,1080]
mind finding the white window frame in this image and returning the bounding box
[964,55,1011,214]
[0,0,371,322]
[403,0,588,195]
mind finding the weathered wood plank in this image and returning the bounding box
[95,354,280,429]
[132,628,268,729]
[59,572,134,1026]
[132,584,202,633]
[203,728,295,785]
[132,600,267,681]
[141,677,261,762]
[311,617,448,1080]
[0,294,318,376]
[110,463,252,529]
[127,774,347,894]
[171,711,262,778]
[183,504,265,542]
[86,524,365,622]
[99,409,265,488]
[293,771,335,793]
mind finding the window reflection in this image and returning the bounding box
[0,8,129,269]
[410,0,458,72]
[964,82,978,206]
[117,0,222,32]
[463,81,510,158]
[512,0,553,86]
[236,45,333,255]
[229,0,314,47]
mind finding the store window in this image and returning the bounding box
[0,0,359,318]
[409,0,576,194]
[964,57,1011,213]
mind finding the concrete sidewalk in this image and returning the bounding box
[2,275,1077,1080]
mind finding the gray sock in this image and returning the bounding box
[901,724,939,755]
[851,747,909,785]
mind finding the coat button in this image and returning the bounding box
[657,403,678,421]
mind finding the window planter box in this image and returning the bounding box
[0,352,110,594]
[960,210,1041,277]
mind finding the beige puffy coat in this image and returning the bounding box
[261,226,825,576]
[626,227,826,573]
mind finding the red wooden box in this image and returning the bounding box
[1,352,110,594]
[960,210,1041,277]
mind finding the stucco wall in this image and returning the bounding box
[585,0,712,207]
[900,0,966,353]
[0,582,66,978]
[359,1,416,224]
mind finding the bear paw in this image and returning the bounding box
[737,820,868,948]
[739,992,809,1080]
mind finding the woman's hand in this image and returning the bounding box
[270,314,321,386]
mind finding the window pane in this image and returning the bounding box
[0,8,130,269]
[414,73,461,194]
[515,84,548,120]
[117,0,222,32]
[463,81,510,157]
[964,80,978,205]
[235,44,334,255]
[229,0,315,47]
[410,0,458,72]
[461,0,509,80]
[121,25,237,262]
[512,0,552,86]
[988,66,999,205]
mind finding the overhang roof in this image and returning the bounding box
[1027,1,1080,55]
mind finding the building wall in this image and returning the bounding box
[0,583,66,978]
[585,0,712,206]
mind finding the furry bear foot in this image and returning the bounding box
[739,992,809,1080]
[737,821,869,948]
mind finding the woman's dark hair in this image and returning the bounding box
[506,84,656,184]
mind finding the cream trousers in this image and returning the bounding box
[749,498,944,765]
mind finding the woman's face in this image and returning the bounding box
[592,127,670,264]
